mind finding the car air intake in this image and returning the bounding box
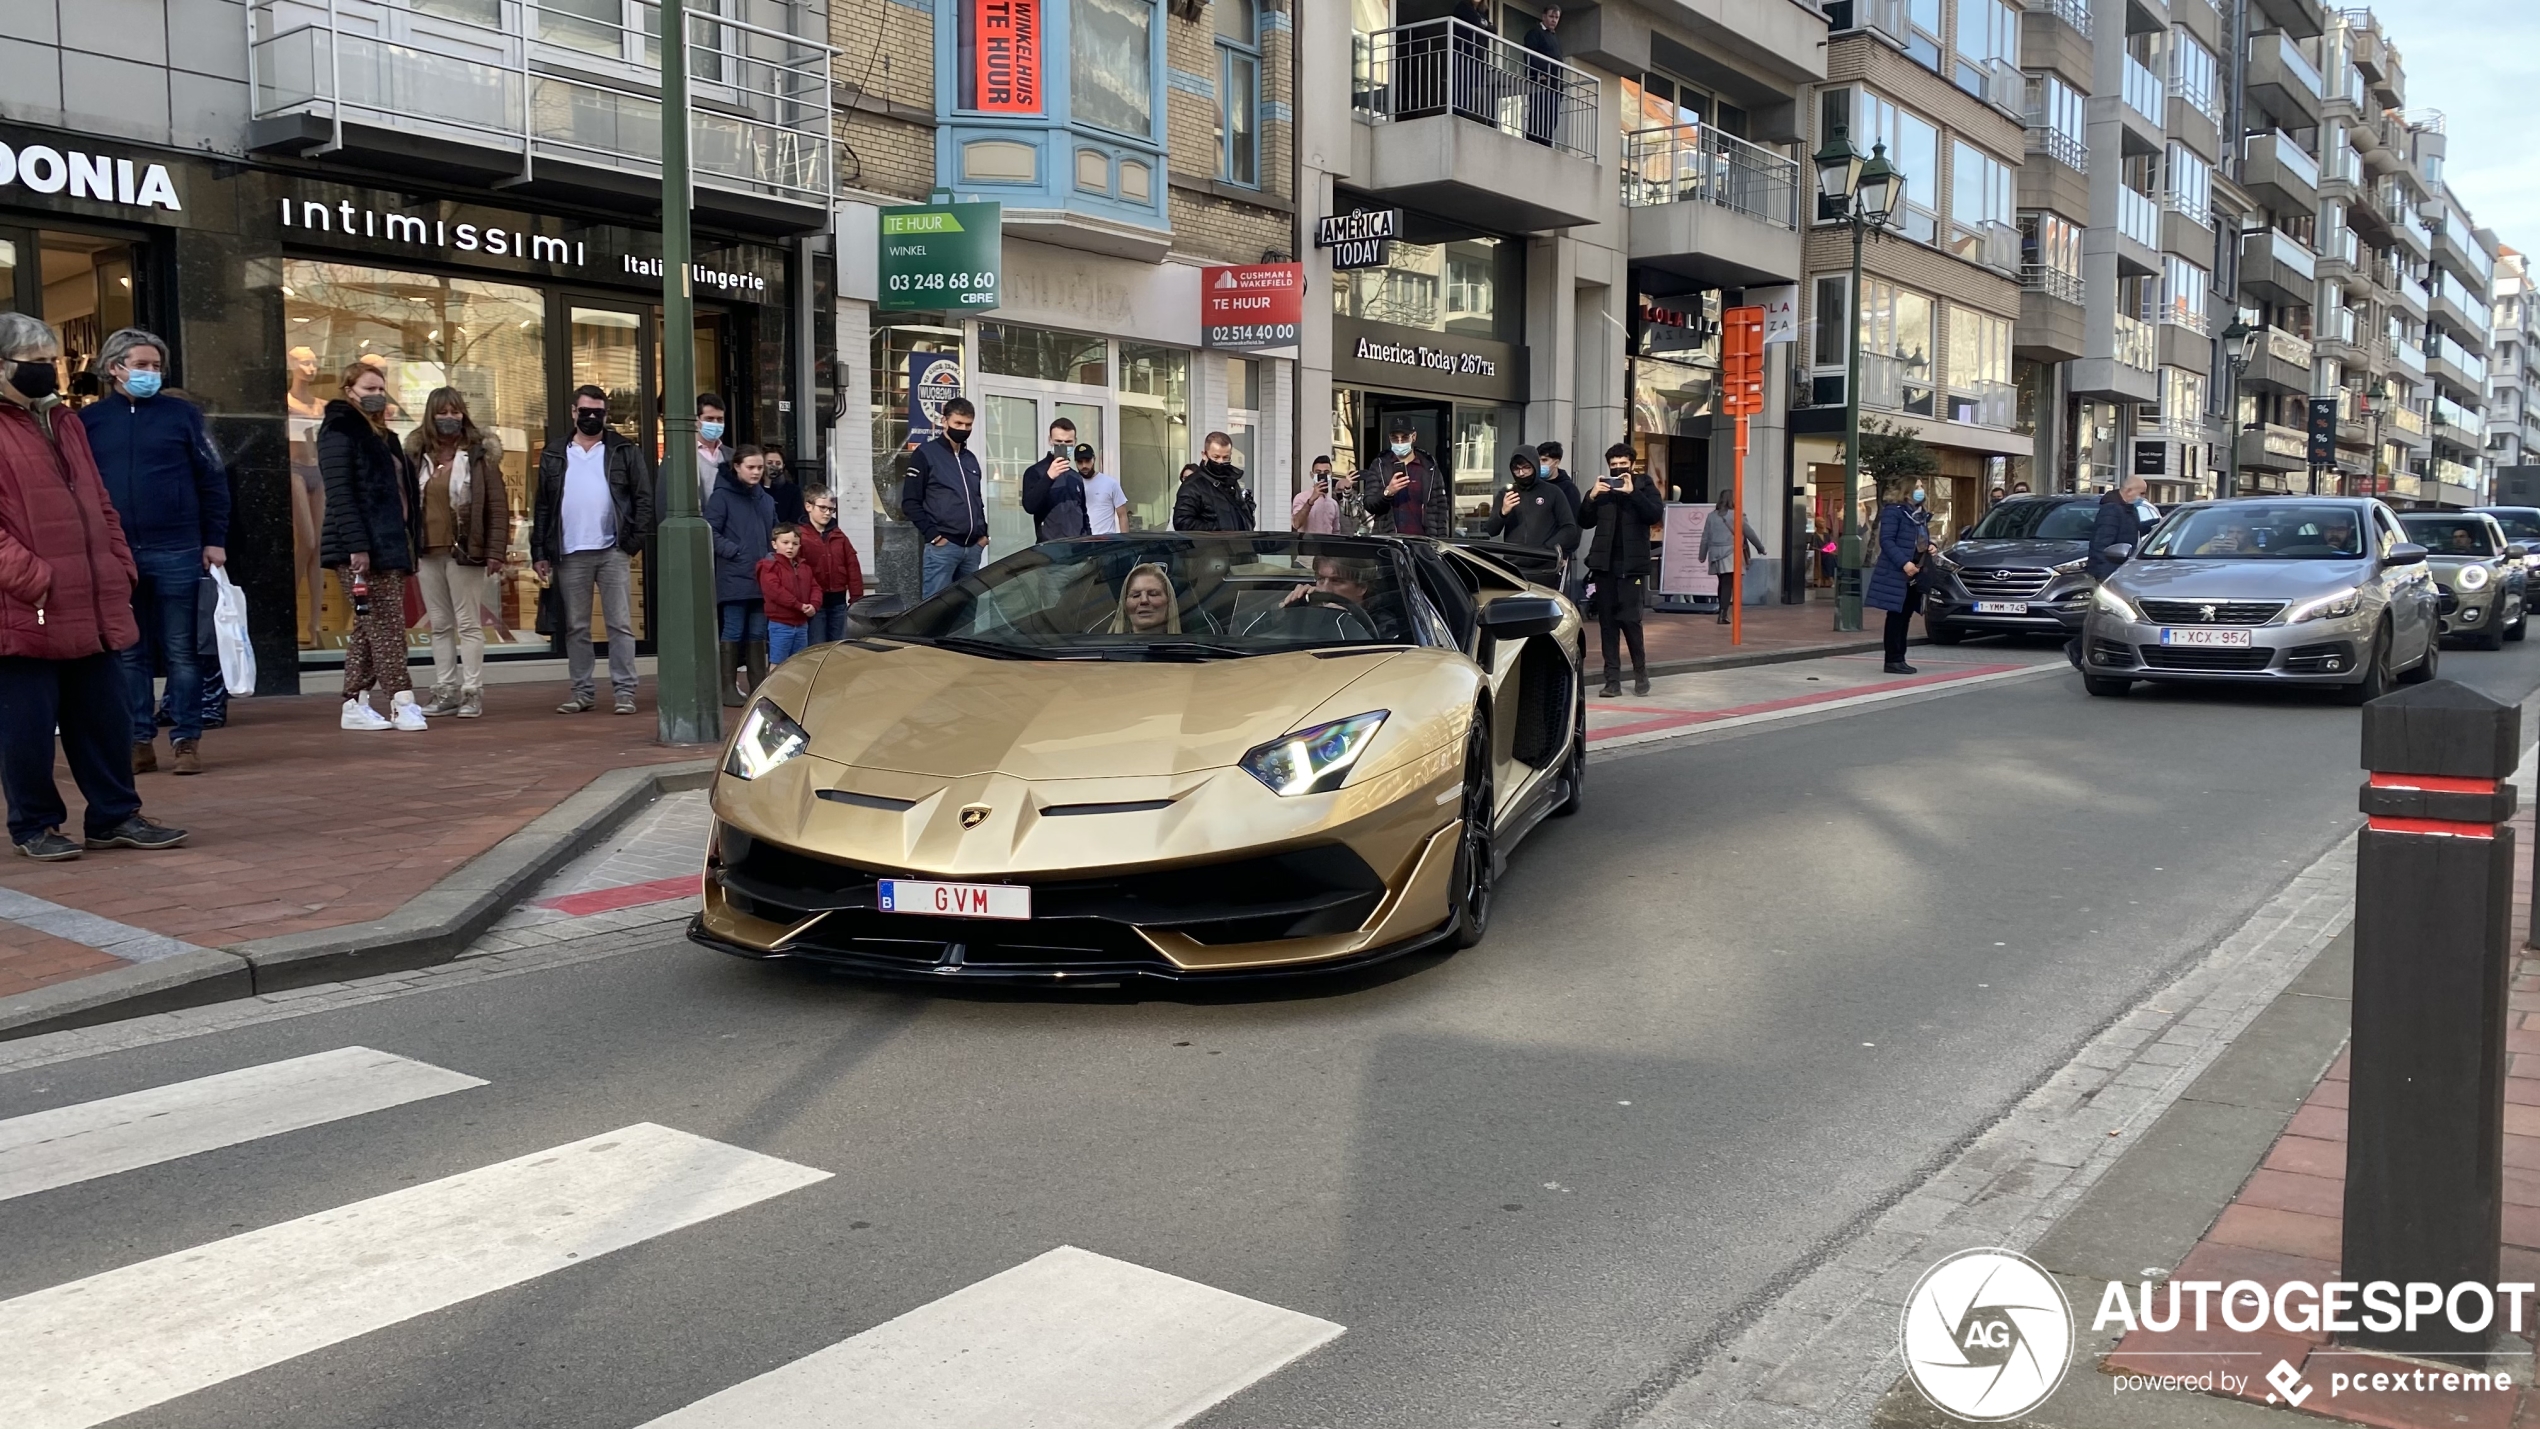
[2136,600,2287,625]
[2138,644,2276,672]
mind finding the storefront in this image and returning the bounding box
[1629,288,1720,503]
[0,122,809,690]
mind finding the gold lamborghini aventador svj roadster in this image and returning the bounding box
[691,533,1587,985]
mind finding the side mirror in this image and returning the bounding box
[2099,543,2134,563]
[1476,594,1563,642]
[2385,542,2429,567]
[2509,543,2532,560]
[845,592,910,637]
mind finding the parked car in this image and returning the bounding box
[2396,511,2527,649]
[2079,497,2440,703]
[1922,496,2104,643]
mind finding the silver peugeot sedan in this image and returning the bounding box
[2079,497,2441,702]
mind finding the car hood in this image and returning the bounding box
[795,643,1402,780]
[1944,538,2088,567]
[2106,557,2374,601]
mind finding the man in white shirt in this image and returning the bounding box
[533,385,655,714]
[1076,445,1129,534]
[694,392,728,510]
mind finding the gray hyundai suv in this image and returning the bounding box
[2079,497,2441,702]
[1922,496,2104,642]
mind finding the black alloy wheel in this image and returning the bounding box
[1449,713,1495,949]
[2401,628,2441,682]
[2341,624,2392,706]
[1553,666,1586,818]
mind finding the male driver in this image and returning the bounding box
[534,384,656,714]
[82,328,229,777]
[903,396,988,597]
[692,393,730,510]
[1361,420,1452,537]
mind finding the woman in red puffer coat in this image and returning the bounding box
[0,313,187,861]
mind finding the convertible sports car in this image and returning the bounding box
[691,533,1588,985]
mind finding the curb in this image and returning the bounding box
[1642,632,1927,680]
[0,759,715,1042]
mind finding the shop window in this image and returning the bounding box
[1332,235,1519,342]
[0,238,14,313]
[871,322,965,522]
[1117,342,1189,530]
[980,322,1108,384]
[281,260,554,660]
[1074,0,1156,138]
[30,232,137,396]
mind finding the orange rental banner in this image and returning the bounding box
[976,0,1042,113]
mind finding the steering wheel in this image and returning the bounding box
[1300,589,1363,613]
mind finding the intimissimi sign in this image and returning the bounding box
[278,196,588,267]
[274,189,778,301]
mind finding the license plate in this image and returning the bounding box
[2159,628,2253,648]
[878,879,1031,920]
[1973,601,2029,615]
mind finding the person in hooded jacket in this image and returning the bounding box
[1581,443,1663,696]
[321,360,428,732]
[1483,448,1579,558]
[706,445,777,704]
[0,313,186,860]
[1173,432,1256,531]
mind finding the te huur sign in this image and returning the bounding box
[879,201,1002,312]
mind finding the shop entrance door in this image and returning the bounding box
[977,381,1109,559]
[0,226,146,393]
[560,299,664,650]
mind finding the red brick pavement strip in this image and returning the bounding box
[2102,797,2540,1428]
[0,689,697,1000]
[1634,600,1903,672]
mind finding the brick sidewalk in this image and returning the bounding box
[0,688,696,1001]
[1634,596,1913,669]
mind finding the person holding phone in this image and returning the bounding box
[1291,454,1343,534]
[1580,444,1663,696]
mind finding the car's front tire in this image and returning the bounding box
[2401,629,2442,681]
[2342,624,2393,705]
[1926,619,1966,646]
[1449,714,1495,949]
[2082,673,2131,697]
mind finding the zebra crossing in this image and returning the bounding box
[0,1048,1345,1429]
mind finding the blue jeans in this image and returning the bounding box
[811,595,847,643]
[120,547,205,745]
[767,621,811,665]
[717,599,767,642]
[921,539,983,598]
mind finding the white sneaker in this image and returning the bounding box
[389,690,428,732]
[341,696,391,731]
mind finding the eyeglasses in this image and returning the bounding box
[810,502,837,512]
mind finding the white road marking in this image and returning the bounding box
[0,1046,484,1203]
[0,886,212,964]
[635,1245,1343,1429]
[1590,661,2063,753]
[0,1122,831,1429]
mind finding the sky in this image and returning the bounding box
[2356,1,2540,247]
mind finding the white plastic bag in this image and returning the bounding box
[211,566,254,695]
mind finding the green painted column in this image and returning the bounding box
[654,0,723,746]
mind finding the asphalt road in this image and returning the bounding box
[5,638,2537,1429]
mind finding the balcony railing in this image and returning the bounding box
[2276,32,2324,99]
[2395,340,2427,374]
[2399,274,2430,311]
[2114,312,2156,371]
[1828,0,1908,46]
[2389,404,2427,436]
[1352,19,1600,161]
[2164,184,2211,228]
[2265,227,2318,284]
[2024,121,2086,172]
[2320,226,2359,268]
[1620,123,1800,227]
[1858,350,1938,417]
[1947,218,2019,275]
[2267,325,2316,367]
[2433,457,2480,488]
[2117,185,2160,249]
[2161,297,2211,336]
[247,0,834,205]
[2322,307,2357,344]
[2256,423,2307,461]
[2023,263,2084,303]
[2122,55,2165,125]
[2024,0,2090,31]
[1949,380,2016,429]
[2263,130,2321,189]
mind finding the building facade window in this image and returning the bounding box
[1215,0,1259,186]
[1073,0,1156,138]
[2169,28,2219,121]
[1953,0,2016,99]
[1622,72,1748,136]
[2021,72,2086,170]
[1947,304,2013,426]
[2165,143,2212,226]
[2019,211,2084,301]
[1905,0,1942,68]
[1859,275,1936,415]
[2161,255,2212,332]
[1819,87,1938,242]
[1949,140,2014,271]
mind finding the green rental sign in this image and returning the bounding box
[878,201,1001,311]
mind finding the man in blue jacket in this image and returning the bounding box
[81,328,229,777]
[901,397,988,597]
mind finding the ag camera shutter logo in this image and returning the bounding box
[1900,1248,2074,1421]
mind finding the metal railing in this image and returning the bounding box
[2122,55,2165,125]
[1950,380,2016,429]
[247,0,834,204]
[1857,350,1937,416]
[1351,19,1600,161]
[2266,325,2315,367]
[1947,218,2019,275]
[2399,274,2431,311]
[2276,32,2324,99]
[2024,121,2086,172]
[2117,185,2160,249]
[2024,0,2089,30]
[2164,183,2211,228]
[2022,262,2083,303]
[1620,123,1800,227]
[2114,312,2156,371]
[2263,227,2318,284]
[2322,306,2357,343]
[2395,340,2427,374]
[1828,0,1907,45]
[2161,296,2212,336]
[2389,403,2428,436]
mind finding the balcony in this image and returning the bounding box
[2249,31,2325,129]
[2394,340,2427,376]
[1948,381,2017,429]
[2114,312,2156,372]
[2116,184,2161,268]
[2253,0,2328,41]
[1858,350,1939,418]
[2394,273,2430,319]
[2122,55,2166,131]
[2240,226,2318,305]
[2024,0,2091,31]
[2316,225,2359,276]
[2429,274,2489,351]
[1830,0,1909,48]
[247,0,834,228]
[2243,324,2314,393]
[1623,124,1803,288]
[1946,218,2019,277]
[2239,130,2319,214]
[2387,402,2430,450]
[1352,20,1604,233]
[1956,57,2021,115]
[2018,265,2086,362]
[2237,422,2309,474]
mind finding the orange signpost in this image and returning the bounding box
[1719,306,1766,645]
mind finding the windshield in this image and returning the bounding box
[2399,516,2500,557]
[2483,509,2540,541]
[2141,504,2369,560]
[883,536,1421,657]
[1965,501,2100,541]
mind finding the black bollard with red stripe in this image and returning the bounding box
[2344,680,2518,1356]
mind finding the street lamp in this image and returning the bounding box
[1812,125,1901,633]
[2219,318,2258,500]
[653,1,722,744]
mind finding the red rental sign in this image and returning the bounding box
[975,0,1041,114]
[1201,262,1304,352]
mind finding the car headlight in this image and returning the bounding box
[2458,563,2492,591]
[2093,586,2139,620]
[724,699,810,780]
[1933,549,1960,570]
[2288,587,2363,624]
[2053,556,2089,574]
[1240,711,1388,796]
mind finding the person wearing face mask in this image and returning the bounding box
[1866,477,1934,675]
[321,360,428,731]
[532,384,655,715]
[1173,432,1256,532]
[1360,421,1452,538]
[0,313,188,859]
[79,329,230,775]
[1581,444,1664,695]
[1021,418,1091,540]
[707,444,778,702]
[402,388,507,719]
[693,393,730,511]
[1484,448,1579,558]
[901,396,988,598]
[1700,497,1765,625]
[760,444,806,527]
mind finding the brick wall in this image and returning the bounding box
[1162,0,1295,265]
[832,0,940,201]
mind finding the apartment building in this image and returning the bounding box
[830,0,1299,582]
[0,0,839,689]
[2488,248,2540,496]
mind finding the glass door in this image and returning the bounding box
[564,300,654,645]
[977,382,1114,559]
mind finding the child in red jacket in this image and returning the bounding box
[757,524,824,666]
[802,485,864,642]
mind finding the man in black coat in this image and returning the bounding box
[1173,431,1256,532]
[1020,417,1088,540]
[1361,421,1455,537]
[1519,4,1563,145]
[1484,447,1579,557]
[1581,443,1664,696]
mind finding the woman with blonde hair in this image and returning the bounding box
[402,387,508,718]
[1109,562,1180,634]
[319,360,425,730]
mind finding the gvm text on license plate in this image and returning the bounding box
[879,879,1032,920]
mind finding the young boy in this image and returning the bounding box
[800,485,865,643]
[758,523,824,665]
